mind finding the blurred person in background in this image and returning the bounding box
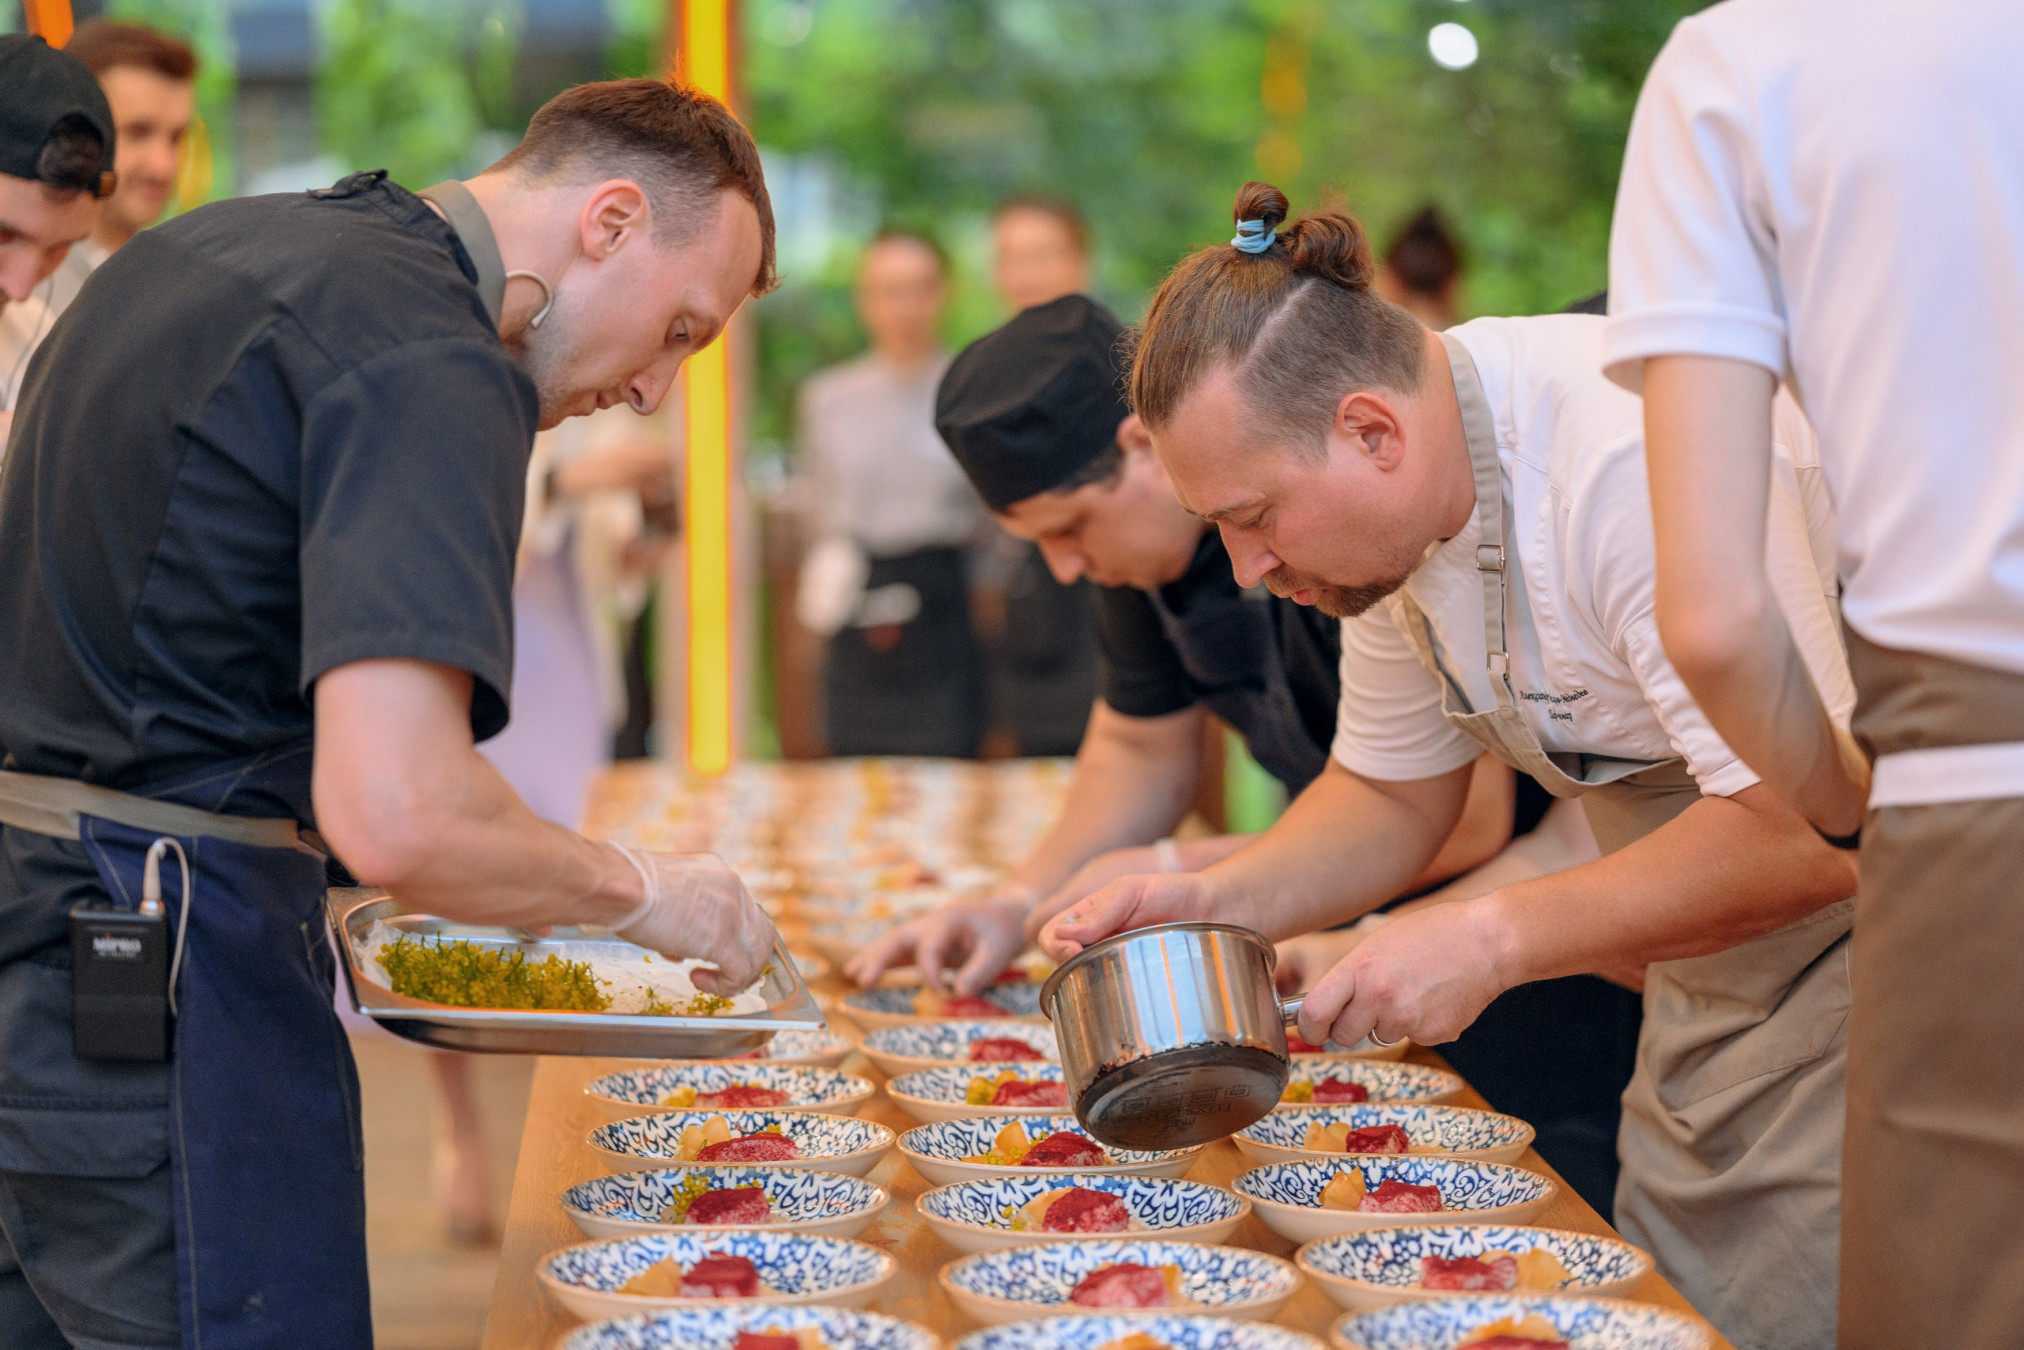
[1375,205,1462,331]
[795,229,985,757]
[0,36,111,455]
[42,20,196,317]
[981,195,1101,755]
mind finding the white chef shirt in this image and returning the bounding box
[1,291,57,414]
[1601,0,2024,676]
[1331,314,1852,798]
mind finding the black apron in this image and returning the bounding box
[825,545,985,758]
[993,543,1100,757]
[0,747,371,1349]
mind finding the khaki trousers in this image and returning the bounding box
[1841,631,2024,1349]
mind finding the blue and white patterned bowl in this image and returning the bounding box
[842,981,1046,1031]
[953,1313,1325,1350]
[1235,1105,1535,1166]
[898,1115,1201,1187]
[916,1174,1249,1254]
[561,1304,939,1350]
[941,1239,1301,1324]
[1298,1224,1653,1312]
[585,1064,877,1119]
[1234,1158,1556,1244]
[1274,1062,1464,1110]
[589,1110,895,1177]
[887,1063,1071,1123]
[861,1021,1058,1078]
[684,1027,856,1068]
[539,1230,897,1321]
[559,1166,890,1241]
[1330,1294,1712,1350]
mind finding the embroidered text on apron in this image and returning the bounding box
[0,751,371,1350]
[1389,333,1852,1350]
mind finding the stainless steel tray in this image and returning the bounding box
[328,889,827,1058]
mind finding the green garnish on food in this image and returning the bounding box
[376,937,609,1011]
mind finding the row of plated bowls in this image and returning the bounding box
[546,987,1707,1349]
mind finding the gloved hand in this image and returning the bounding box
[605,842,779,994]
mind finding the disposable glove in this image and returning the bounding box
[605,842,779,994]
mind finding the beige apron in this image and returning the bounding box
[1393,336,1853,1350]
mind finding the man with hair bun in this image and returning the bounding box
[1041,181,1856,1350]
[0,77,781,1347]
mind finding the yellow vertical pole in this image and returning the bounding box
[673,0,737,778]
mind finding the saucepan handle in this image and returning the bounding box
[1279,995,1304,1027]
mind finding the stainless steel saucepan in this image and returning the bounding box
[1039,921,1304,1150]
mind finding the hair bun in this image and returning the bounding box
[1232,180,1290,234]
[1282,208,1375,293]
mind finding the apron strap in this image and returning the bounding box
[1439,331,1520,711]
[0,768,301,849]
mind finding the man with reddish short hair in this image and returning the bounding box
[44,20,198,315]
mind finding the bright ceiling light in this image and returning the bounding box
[1428,22,1479,70]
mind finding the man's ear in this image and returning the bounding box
[1334,390,1408,472]
[579,179,651,260]
[1116,413,1154,455]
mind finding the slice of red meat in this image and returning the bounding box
[696,1085,790,1110]
[678,1253,760,1298]
[731,1335,800,1350]
[991,1079,1068,1108]
[991,968,1030,983]
[1420,1254,1518,1291]
[684,1186,772,1226]
[1040,1186,1132,1233]
[1068,1262,1172,1308]
[1465,1339,1570,1350]
[1359,1178,1444,1213]
[1019,1130,1106,1167]
[969,1037,1044,1062]
[696,1132,800,1163]
[941,994,1010,1018]
[1285,1033,1325,1053]
[1340,1124,1411,1154]
[1312,1077,1370,1103]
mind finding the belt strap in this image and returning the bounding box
[0,769,301,848]
[1869,741,2024,809]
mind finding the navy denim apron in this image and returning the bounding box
[1147,582,1328,792]
[72,746,369,1349]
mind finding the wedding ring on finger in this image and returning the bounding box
[1365,1027,1401,1049]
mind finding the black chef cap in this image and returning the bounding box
[935,294,1131,512]
[0,36,116,197]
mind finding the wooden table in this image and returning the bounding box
[481,1034,1734,1348]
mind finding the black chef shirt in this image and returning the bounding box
[1092,531,1342,755]
[0,171,535,794]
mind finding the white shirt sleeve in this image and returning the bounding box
[1602,14,1787,391]
[1330,604,1482,783]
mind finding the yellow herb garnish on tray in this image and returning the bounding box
[376,937,608,1011]
[962,1121,1033,1166]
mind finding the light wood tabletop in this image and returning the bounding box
[479,1031,1734,1349]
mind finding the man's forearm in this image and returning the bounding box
[1203,760,1468,940]
[1003,703,1203,900]
[1477,783,1855,987]
[1643,356,1867,833]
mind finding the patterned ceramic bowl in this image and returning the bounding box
[561,1304,940,1350]
[916,1175,1249,1254]
[1330,1294,1712,1350]
[539,1230,897,1321]
[584,1064,877,1120]
[841,981,1046,1031]
[940,1239,1302,1324]
[559,1166,889,1241]
[1234,1158,1556,1245]
[952,1313,1325,1350]
[1297,1224,1653,1312]
[897,1115,1201,1187]
[886,1064,1072,1123]
[860,1021,1059,1078]
[1291,1037,1410,1062]
[588,1110,895,1177]
[1234,1105,1535,1166]
[693,1027,857,1068]
[1272,1062,1464,1110]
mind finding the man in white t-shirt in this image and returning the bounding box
[1040,187,1859,1349]
[1602,3,2024,1343]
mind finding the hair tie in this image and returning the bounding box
[1231,219,1277,254]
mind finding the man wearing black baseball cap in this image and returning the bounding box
[0,34,115,445]
[848,294,1525,987]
